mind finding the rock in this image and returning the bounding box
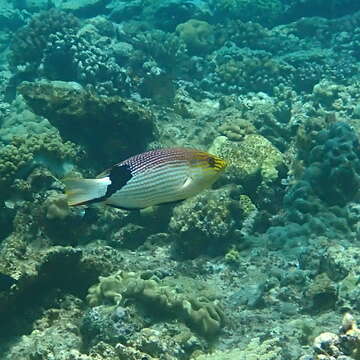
[18,80,156,167]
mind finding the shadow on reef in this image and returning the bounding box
[18,80,156,168]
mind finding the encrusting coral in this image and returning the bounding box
[87,271,224,338]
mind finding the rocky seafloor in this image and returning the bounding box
[1,0,360,359]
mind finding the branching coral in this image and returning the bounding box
[9,8,80,68]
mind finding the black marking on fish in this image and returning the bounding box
[0,273,16,291]
[105,164,132,198]
[82,164,132,206]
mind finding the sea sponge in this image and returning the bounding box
[87,271,224,338]
[176,19,214,54]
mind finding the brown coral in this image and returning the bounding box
[9,8,80,68]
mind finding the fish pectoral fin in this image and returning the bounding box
[181,175,193,189]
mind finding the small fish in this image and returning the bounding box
[64,148,227,209]
[0,273,17,291]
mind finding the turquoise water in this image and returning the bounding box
[1,0,360,359]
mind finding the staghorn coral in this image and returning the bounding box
[87,271,224,338]
[131,29,188,71]
[41,26,133,96]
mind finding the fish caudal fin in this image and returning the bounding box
[63,177,111,206]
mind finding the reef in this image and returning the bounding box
[2,1,360,360]
[18,80,156,166]
[87,270,224,339]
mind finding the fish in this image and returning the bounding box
[0,273,17,291]
[64,148,227,210]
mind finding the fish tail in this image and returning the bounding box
[63,177,110,206]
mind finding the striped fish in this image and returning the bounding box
[64,148,227,209]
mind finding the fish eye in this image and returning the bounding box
[207,157,216,167]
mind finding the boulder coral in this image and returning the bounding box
[176,19,214,54]
[209,134,284,186]
[18,80,156,167]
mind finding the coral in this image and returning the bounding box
[304,273,337,311]
[213,47,294,95]
[126,323,204,359]
[217,108,256,141]
[209,135,284,186]
[3,294,83,360]
[169,187,255,258]
[131,28,188,71]
[304,313,360,360]
[18,80,155,166]
[9,9,80,68]
[193,337,282,360]
[176,19,214,54]
[55,0,110,17]
[143,0,211,32]
[44,194,71,221]
[87,271,224,338]
[41,27,133,96]
[288,121,360,212]
[0,131,83,199]
[211,0,283,27]
[284,0,360,22]
[81,305,138,347]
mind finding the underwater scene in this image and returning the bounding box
[2,0,360,359]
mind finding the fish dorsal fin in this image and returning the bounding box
[104,164,132,198]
